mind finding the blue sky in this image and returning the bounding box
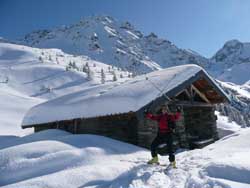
[1,0,250,57]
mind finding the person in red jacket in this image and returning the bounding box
[145,105,181,168]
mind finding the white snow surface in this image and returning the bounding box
[0,84,43,136]
[0,42,129,135]
[0,126,249,188]
[0,42,129,100]
[22,64,209,126]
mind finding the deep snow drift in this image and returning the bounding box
[0,123,249,188]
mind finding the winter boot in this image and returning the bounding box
[147,156,159,164]
[170,161,177,168]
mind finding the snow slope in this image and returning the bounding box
[0,42,129,135]
[0,42,129,100]
[0,123,249,188]
[0,84,43,136]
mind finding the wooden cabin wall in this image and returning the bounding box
[183,105,218,148]
[136,117,158,149]
[33,113,139,146]
[76,113,138,145]
[33,105,219,150]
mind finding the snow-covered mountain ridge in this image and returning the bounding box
[19,16,250,86]
[20,16,208,74]
[210,39,250,85]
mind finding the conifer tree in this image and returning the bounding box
[112,72,117,81]
[101,69,105,84]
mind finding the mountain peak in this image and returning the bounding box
[212,39,245,63]
[20,16,208,74]
[223,39,241,47]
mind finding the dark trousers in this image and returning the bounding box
[151,132,175,162]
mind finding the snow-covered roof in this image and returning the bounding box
[22,64,229,127]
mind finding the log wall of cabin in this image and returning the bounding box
[76,113,138,145]
[33,113,139,146]
[33,104,218,150]
[182,105,218,148]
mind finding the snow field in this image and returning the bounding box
[0,84,43,136]
[0,42,130,100]
[0,42,129,135]
[1,125,250,188]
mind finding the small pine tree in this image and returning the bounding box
[69,61,73,68]
[87,67,94,80]
[5,76,9,83]
[56,57,59,64]
[39,56,43,62]
[49,55,52,61]
[120,73,123,78]
[93,63,96,67]
[82,62,89,72]
[82,65,87,73]
[72,61,79,71]
[101,69,105,84]
[132,72,136,78]
[112,72,117,82]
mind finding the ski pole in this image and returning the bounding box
[145,76,172,101]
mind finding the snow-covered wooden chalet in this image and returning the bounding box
[22,64,230,150]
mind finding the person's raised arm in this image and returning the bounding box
[144,109,160,121]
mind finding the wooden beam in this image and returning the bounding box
[184,89,192,100]
[189,86,194,102]
[175,89,192,100]
[191,84,211,104]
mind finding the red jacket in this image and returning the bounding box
[146,112,181,133]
